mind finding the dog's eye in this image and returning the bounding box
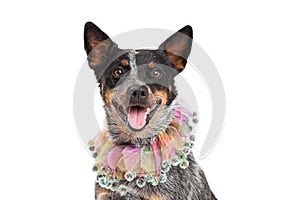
[113,68,123,77]
[152,69,161,78]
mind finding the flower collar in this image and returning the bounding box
[89,106,198,191]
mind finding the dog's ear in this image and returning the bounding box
[159,25,193,72]
[84,22,118,68]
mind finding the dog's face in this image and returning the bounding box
[84,22,193,145]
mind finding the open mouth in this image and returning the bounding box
[112,100,160,131]
[127,106,150,130]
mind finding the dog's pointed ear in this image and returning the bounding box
[84,22,118,68]
[159,25,193,72]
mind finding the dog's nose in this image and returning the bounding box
[129,85,148,103]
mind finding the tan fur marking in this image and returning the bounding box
[165,40,187,54]
[104,89,112,106]
[155,90,168,105]
[88,40,111,67]
[148,61,155,68]
[121,59,129,67]
[165,51,185,70]
[164,37,189,70]
[95,185,111,200]
[90,41,100,50]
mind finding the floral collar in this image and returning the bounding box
[88,106,198,191]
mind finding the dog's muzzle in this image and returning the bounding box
[112,84,161,131]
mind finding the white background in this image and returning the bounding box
[0,0,299,199]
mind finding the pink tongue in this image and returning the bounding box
[128,106,147,130]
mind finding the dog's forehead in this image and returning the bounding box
[123,49,165,67]
[136,50,159,65]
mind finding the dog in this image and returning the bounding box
[83,22,217,200]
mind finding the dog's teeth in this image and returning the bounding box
[146,107,150,114]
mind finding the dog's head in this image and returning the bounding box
[84,22,193,145]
